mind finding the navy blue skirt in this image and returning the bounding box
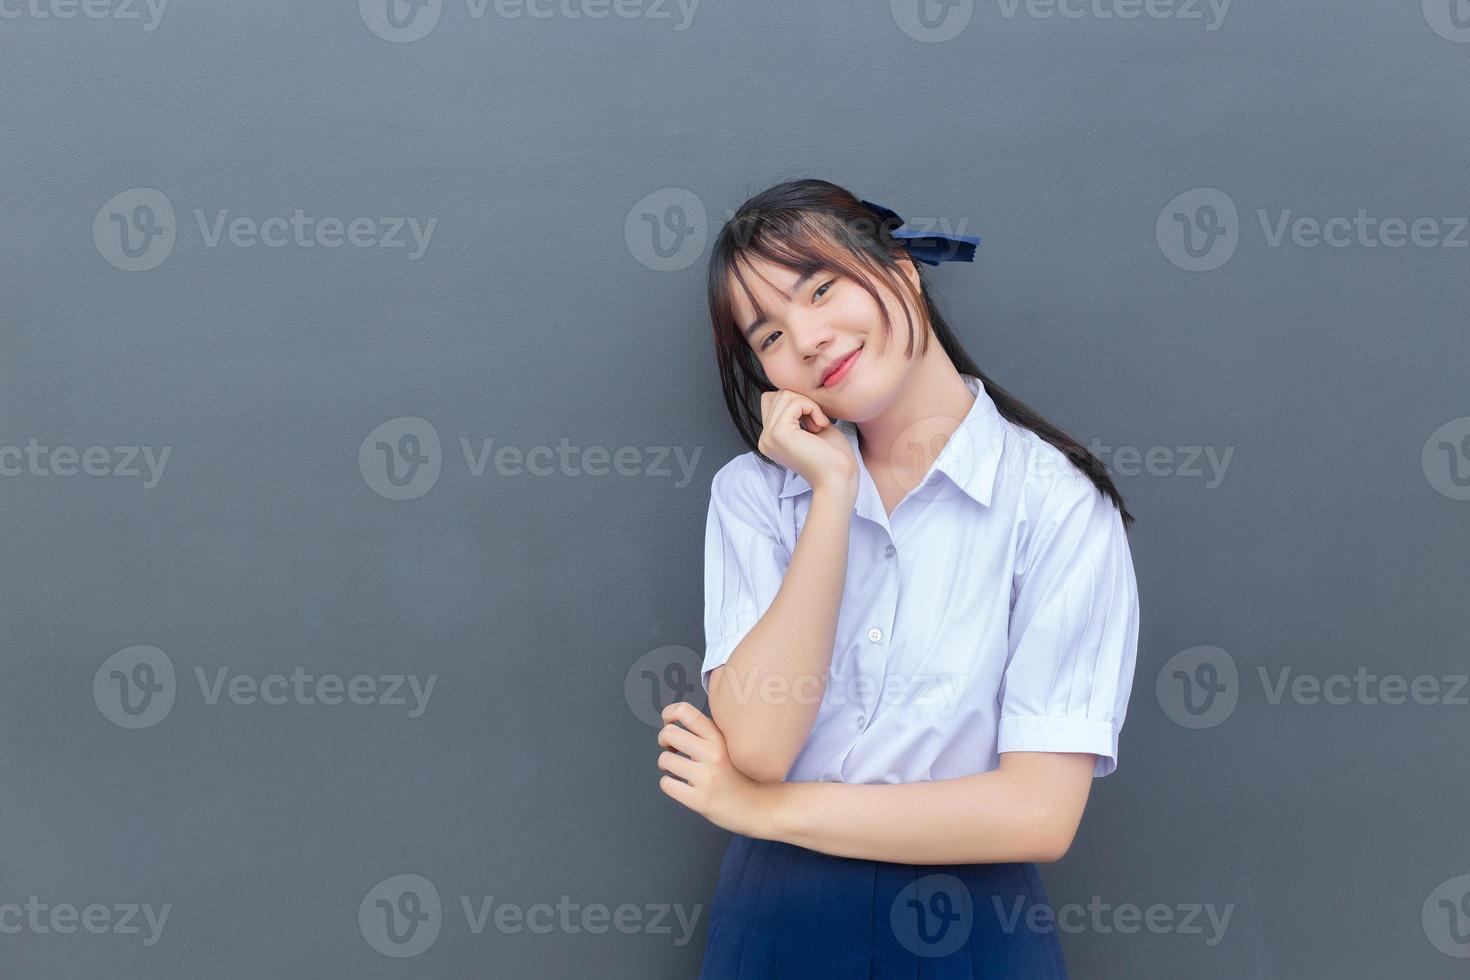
[699,834,1069,979]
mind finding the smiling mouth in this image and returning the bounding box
[820,346,862,387]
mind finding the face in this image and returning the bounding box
[729,253,925,422]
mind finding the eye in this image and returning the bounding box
[757,279,835,352]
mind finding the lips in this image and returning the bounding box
[820,346,862,387]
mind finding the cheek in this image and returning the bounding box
[835,291,879,326]
[767,363,813,395]
[840,292,899,348]
[751,350,794,388]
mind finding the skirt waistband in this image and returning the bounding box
[699,834,1069,980]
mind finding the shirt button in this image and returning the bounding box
[854,712,866,728]
[883,544,896,559]
[868,627,883,643]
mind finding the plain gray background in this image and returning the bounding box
[3,0,1468,976]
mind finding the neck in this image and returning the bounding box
[855,341,976,484]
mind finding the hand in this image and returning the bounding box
[657,702,774,838]
[758,389,858,497]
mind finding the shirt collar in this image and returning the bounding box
[777,373,1006,509]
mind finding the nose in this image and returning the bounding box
[786,309,838,362]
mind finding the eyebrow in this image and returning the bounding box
[742,269,818,339]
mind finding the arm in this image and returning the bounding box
[658,705,1099,865]
[757,751,1097,864]
[668,465,1137,856]
[707,483,856,783]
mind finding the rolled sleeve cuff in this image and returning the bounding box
[997,715,1121,777]
[700,633,745,695]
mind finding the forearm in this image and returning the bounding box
[708,487,854,783]
[757,768,1066,865]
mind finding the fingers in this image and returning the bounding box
[658,720,706,759]
[660,701,721,741]
[657,749,697,784]
[659,773,694,804]
[762,389,829,435]
[760,389,792,433]
[760,390,789,432]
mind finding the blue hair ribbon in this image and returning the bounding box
[858,198,981,265]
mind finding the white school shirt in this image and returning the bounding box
[701,373,1140,783]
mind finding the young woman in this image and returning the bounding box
[656,179,1141,978]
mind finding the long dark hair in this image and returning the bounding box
[706,178,1134,528]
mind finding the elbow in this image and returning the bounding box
[727,740,790,784]
[720,729,791,783]
[745,768,789,785]
[1032,830,1073,864]
[707,691,794,783]
[1029,810,1080,864]
[1013,786,1080,863]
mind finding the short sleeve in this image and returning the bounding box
[997,471,1140,777]
[701,460,791,694]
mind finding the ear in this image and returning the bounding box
[896,255,922,295]
[892,255,932,337]
[893,257,917,290]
